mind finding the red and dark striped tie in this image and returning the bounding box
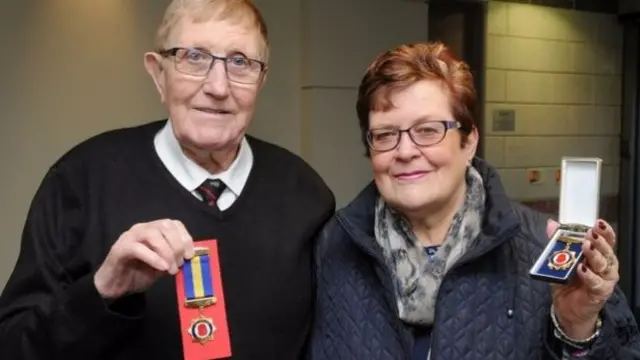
[195,179,227,208]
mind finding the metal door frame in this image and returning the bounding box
[617,12,640,318]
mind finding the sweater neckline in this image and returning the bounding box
[142,120,263,221]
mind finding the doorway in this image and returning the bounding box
[617,11,640,320]
[428,0,487,157]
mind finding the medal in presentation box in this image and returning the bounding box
[529,157,602,284]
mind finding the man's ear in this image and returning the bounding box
[258,67,269,91]
[144,52,167,103]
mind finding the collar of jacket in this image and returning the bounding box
[335,157,522,269]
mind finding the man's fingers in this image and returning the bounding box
[172,220,194,259]
[160,220,187,267]
[130,242,170,272]
[124,219,194,275]
[137,227,178,274]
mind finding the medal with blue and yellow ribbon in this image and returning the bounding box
[182,247,217,344]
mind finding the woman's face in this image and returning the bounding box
[369,80,478,216]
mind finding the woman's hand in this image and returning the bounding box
[547,219,619,340]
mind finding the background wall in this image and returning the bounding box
[0,0,626,292]
[300,0,429,207]
[482,1,623,224]
[0,0,429,289]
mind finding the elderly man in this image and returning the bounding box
[0,1,335,359]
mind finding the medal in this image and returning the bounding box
[547,236,579,271]
[176,240,232,359]
[183,247,217,344]
[188,316,216,344]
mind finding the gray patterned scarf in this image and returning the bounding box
[373,166,486,326]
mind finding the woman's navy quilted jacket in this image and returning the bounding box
[308,159,640,360]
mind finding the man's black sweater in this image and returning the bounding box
[0,120,335,360]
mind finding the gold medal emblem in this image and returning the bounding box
[188,314,216,344]
[548,236,578,271]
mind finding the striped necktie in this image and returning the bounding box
[195,179,227,208]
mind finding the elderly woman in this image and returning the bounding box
[308,42,640,360]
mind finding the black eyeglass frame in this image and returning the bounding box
[366,120,462,152]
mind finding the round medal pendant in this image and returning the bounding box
[188,316,216,344]
[548,249,576,271]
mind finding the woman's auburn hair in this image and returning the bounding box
[356,41,476,155]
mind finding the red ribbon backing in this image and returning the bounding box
[176,239,232,360]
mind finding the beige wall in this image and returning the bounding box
[483,2,622,204]
[0,0,428,289]
[300,0,429,206]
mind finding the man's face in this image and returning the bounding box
[146,15,267,152]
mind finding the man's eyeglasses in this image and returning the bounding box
[157,47,266,84]
[366,120,461,152]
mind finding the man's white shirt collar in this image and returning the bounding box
[154,119,253,210]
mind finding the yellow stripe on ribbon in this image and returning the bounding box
[190,255,205,299]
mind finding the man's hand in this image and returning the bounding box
[94,219,194,299]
